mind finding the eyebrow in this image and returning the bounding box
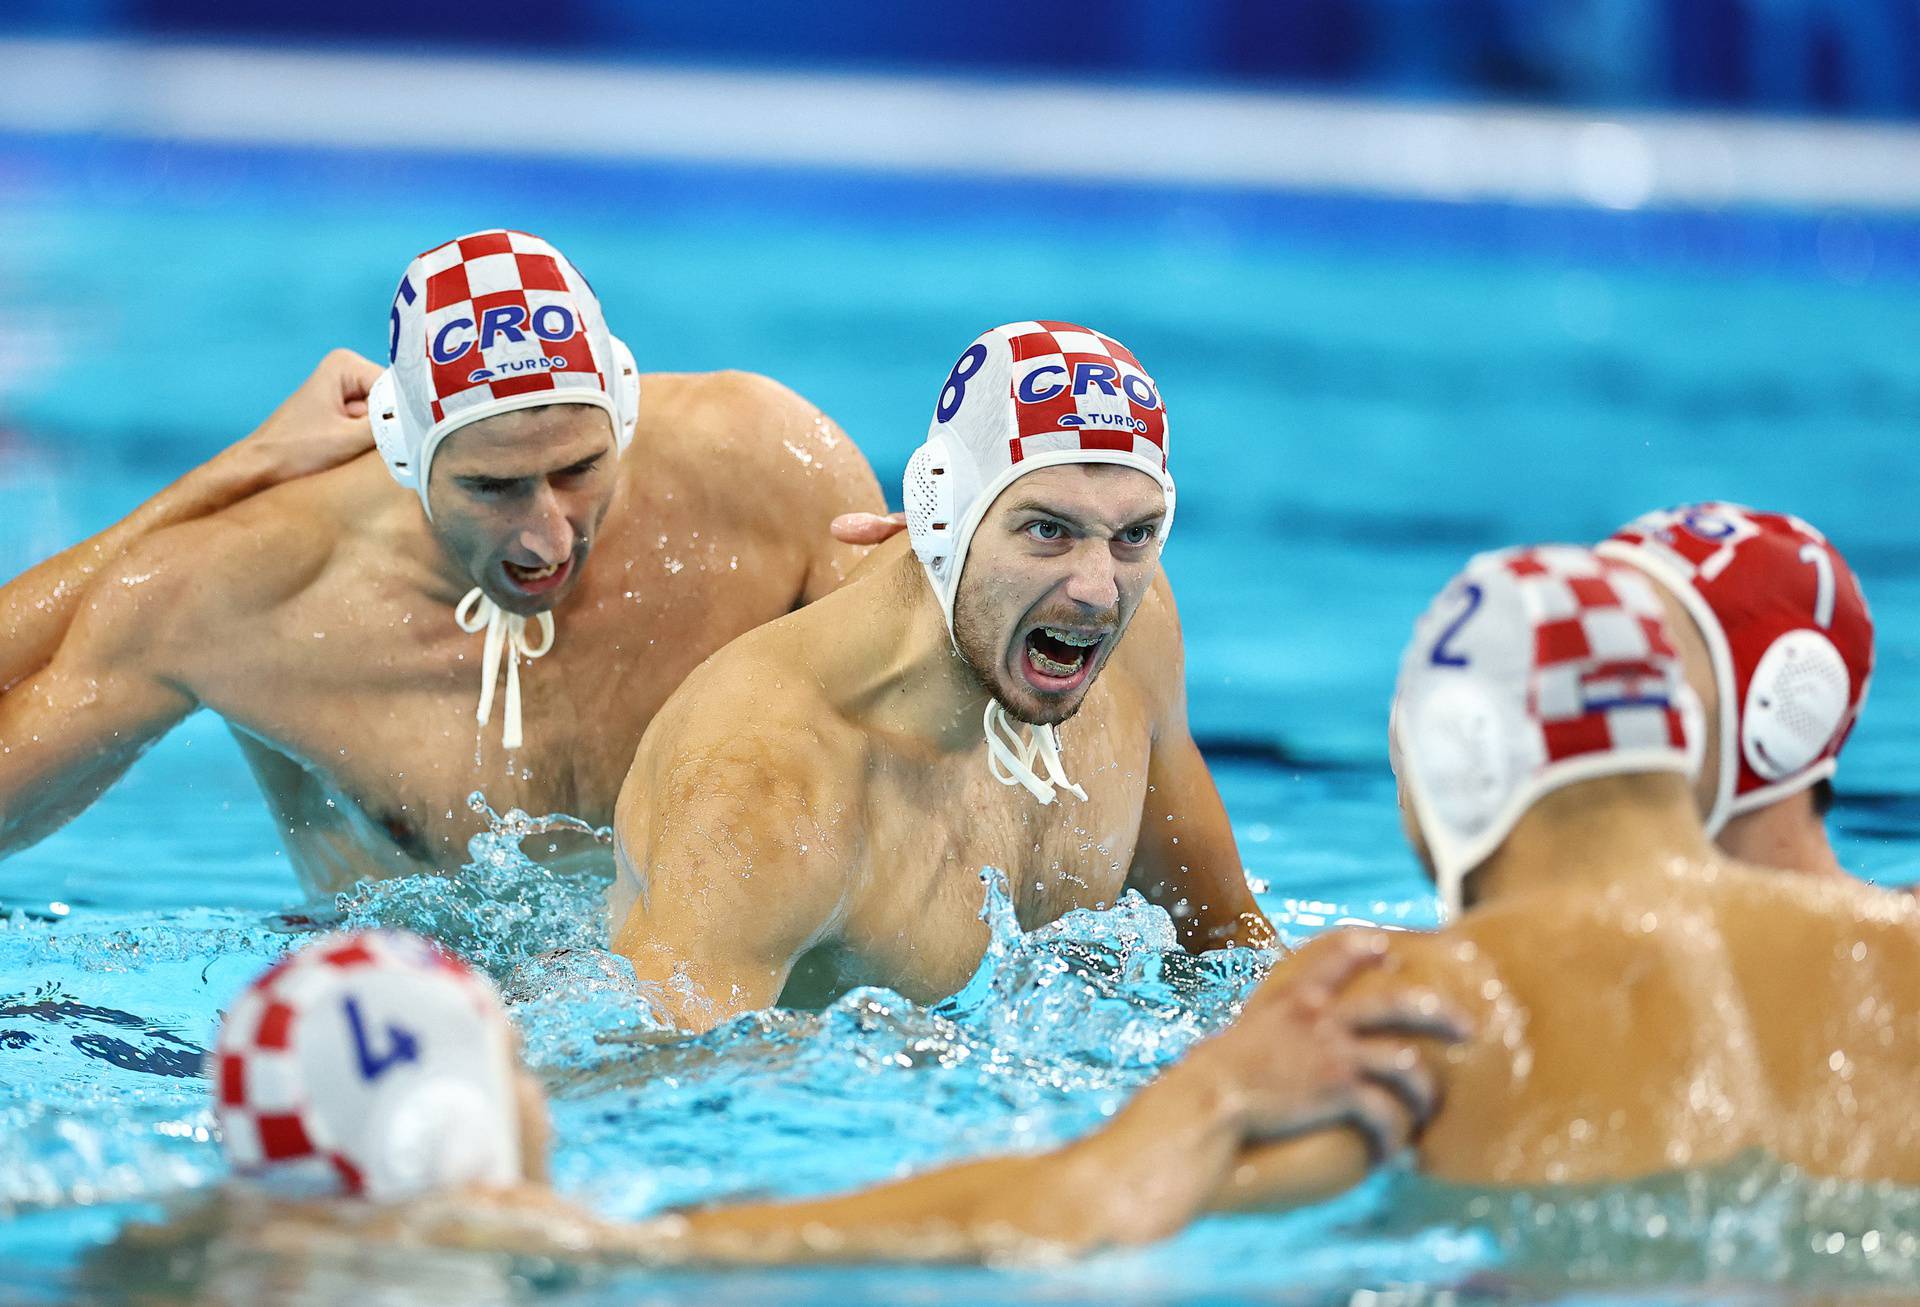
[1002,499,1166,532]
[452,450,606,482]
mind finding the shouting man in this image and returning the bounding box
[611,321,1272,1029]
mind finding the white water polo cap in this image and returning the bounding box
[214,930,523,1201]
[906,321,1175,632]
[1599,503,1874,835]
[1392,546,1703,920]
[904,322,1175,805]
[370,229,640,520]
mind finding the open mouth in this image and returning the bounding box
[502,554,575,596]
[1019,625,1106,694]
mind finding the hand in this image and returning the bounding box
[1198,930,1469,1162]
[830,511,907,545]
[210,349,383,493]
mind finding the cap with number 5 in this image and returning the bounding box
[1598,503,1874,835]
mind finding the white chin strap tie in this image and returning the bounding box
[983,701,1087,805]
[454,588,556,751]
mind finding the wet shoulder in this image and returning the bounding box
[629,370,831,477]
[638,602,851,776]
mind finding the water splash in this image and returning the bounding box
[322,792,614,978]
[530,867,1272,1219]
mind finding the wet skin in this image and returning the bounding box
[611,465,1272,1030]
[1243,773,1920,1189]
[0,371,884,893]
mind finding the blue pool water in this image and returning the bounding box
[1,132,1918,1303]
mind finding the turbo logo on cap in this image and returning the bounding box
[1004,321,1167,465]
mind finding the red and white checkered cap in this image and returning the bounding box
[212,930,522,1201]
[904,321,1175,632]
[372,229,639,517]
[1598,503,1873,834]
[1392,545,1703,919]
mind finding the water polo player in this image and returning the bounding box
[609,321,1272,1031]
[103,927,1444,1273]
[1600,502,1875,880]
[0,230,885,892]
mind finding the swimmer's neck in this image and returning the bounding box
[1467,772,1722,908]
[866,549,994,748]
[1715,790,1849,879]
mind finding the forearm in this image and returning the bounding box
[0,452,263,691]
[1203,1131,1374,1214]
[649,1073,1248,1264]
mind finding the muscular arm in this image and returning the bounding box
[610,696,853,1031]
[0,540,200,855]
[1125,577,1274,952]
[0,350,378,693]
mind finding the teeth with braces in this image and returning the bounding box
[1029,646,1085,677]
[1042,627,1102,647]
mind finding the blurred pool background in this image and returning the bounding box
[1,4,1918,1302]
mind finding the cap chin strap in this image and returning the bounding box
[983,701,1087,805]
[454,588,556,751]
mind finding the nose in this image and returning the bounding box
[517,485,576,565]
[1062,539,1120,611]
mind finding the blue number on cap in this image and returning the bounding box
[936,344,988,423]
[388,277,416,365]
[1429,583,1483,668]
[343,997,421,1081]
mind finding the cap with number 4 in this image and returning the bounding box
[1599,503,1873,834]
[213,930,523,1200]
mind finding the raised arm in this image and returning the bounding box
[0,350,378,693]
[609,694,852,1032]
[1123,577,1274,952]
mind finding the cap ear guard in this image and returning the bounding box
[363,1077,521,1200]
[609,335,641,451]
[368,368,419,493]
[904,435,957,577]
[1740,628,1851,786]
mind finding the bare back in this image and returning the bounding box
[1368,866,1920,1185]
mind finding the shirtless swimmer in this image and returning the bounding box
[609,321,1273,1029]
[0,230,884,893]
[103,547,1920,1276]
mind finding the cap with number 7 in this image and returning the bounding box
[1599,503,1874,835]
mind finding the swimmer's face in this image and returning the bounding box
[427,404,618,616]
[951,464,1167,726]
